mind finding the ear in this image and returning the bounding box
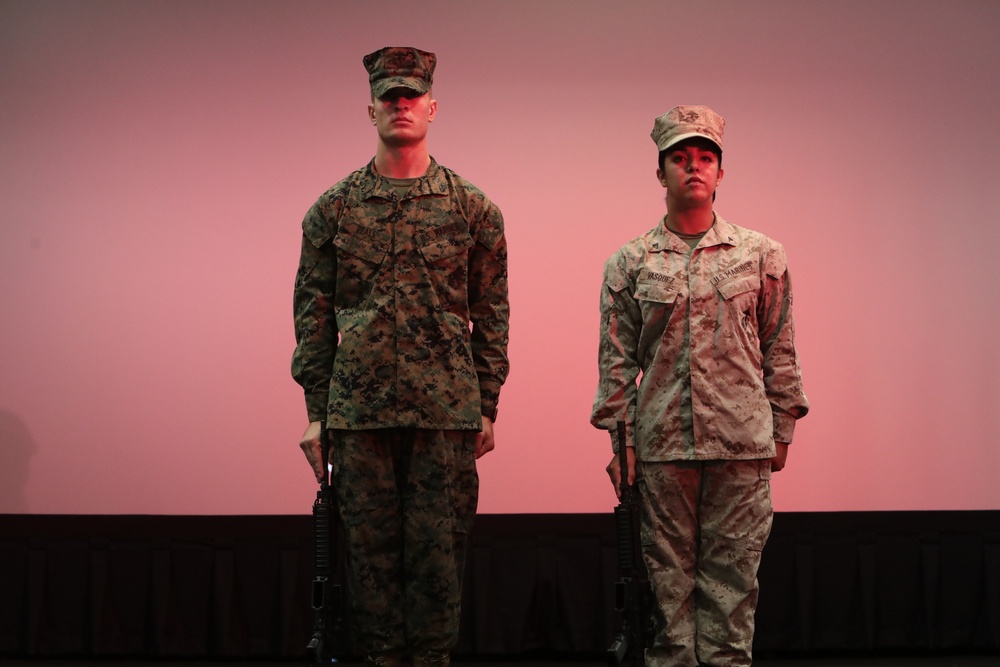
[367,102,376,125]
[427,98,438,122]
[656,167,667,187]
[716,166,724,185]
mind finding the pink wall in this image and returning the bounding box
[2,0,999,514]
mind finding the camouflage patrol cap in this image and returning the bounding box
[363,46,436,98]
[651,105,725,153]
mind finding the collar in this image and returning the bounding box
[354,156,447,201]
[646,213,738,253]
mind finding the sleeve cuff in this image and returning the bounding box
[479,380,501,416]
[305,392,327,424]
[609,423,633,453]
[772,411,797,444]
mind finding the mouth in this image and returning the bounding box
[686,177,704,185]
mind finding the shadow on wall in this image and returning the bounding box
[0,410,36,513]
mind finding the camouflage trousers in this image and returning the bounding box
[637,459,773,667]
[331,428,479,659]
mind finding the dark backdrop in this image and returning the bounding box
[2,511,999,660]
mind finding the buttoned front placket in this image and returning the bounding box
[389,185,432,425]
[685,239,712,457]
[388,192,405,420]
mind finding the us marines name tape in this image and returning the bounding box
[710,260,755,286]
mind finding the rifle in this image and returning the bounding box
[607,421,653,667]
[306,425,346,665]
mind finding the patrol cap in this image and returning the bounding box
[651,105,725,154]
[363,46,436,98]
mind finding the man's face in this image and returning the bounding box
[368,87,437,147]
[656,141,723,207]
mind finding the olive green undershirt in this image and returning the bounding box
[385,176,418,198]
[671,229,707,251]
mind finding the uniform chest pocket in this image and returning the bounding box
[333,232,388,264]
[717,274,761,337]
[413,231,474,311]
[635,280,678,304]
[634,280,678,339]
[332,231,388,309]
[417,233,474,264]
[716,275,760,301]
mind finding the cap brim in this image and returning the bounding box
[658,131,722,153]
[371,77,430,98]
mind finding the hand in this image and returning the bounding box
[299,421,325,482]
[475,416,496,459]
[606,447,636,499]
[771,442,789,472]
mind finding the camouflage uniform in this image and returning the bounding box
[292,149,509,661]
[292,157,508,429]
[592,215,806,461]
[592,209,808,667]
[331,428,479,661]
